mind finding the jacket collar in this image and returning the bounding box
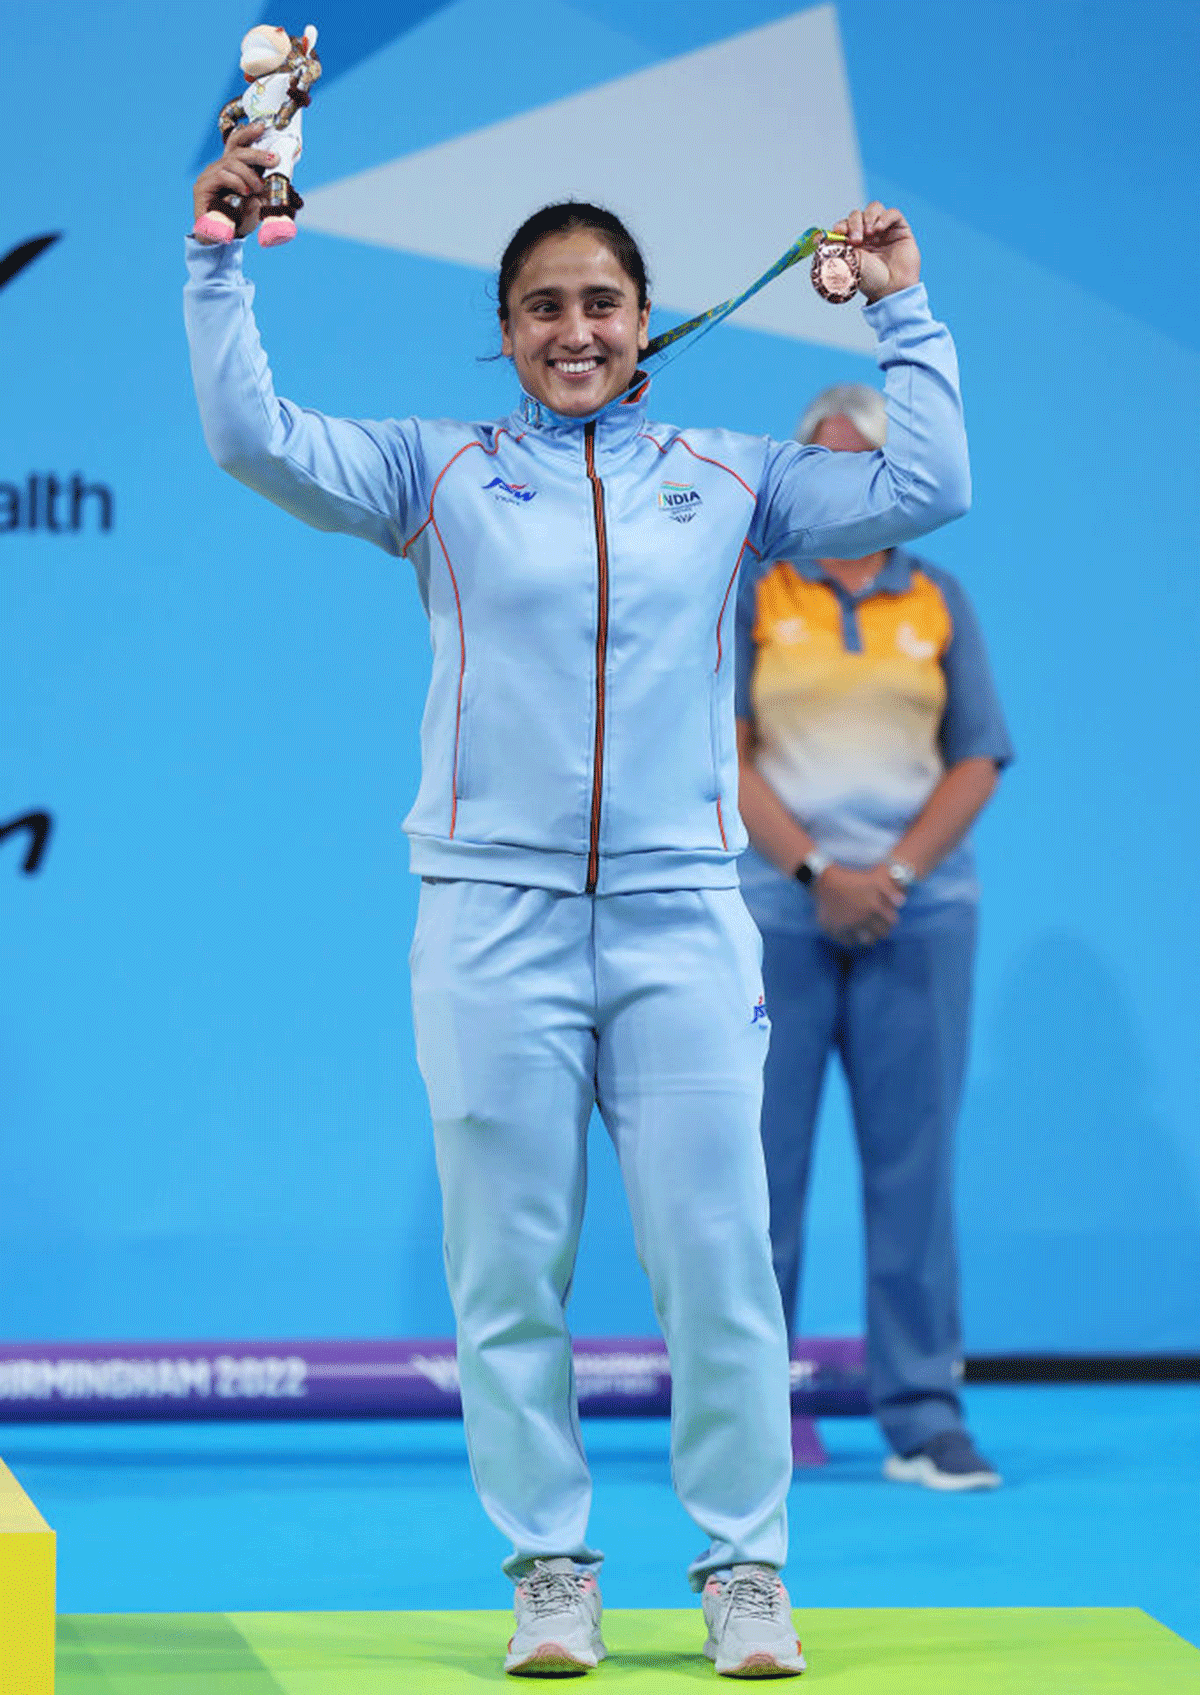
[509,371,651,452]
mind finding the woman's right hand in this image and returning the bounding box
[813,863,904,946]
[193,123,278,240]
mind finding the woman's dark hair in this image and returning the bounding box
[497,202,650,321]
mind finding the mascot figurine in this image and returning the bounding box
[194,24,321,249]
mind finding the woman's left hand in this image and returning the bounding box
[831,203,921,302]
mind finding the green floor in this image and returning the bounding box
[57,1606,1200,1692]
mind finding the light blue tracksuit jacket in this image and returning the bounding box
[183,239,969,896]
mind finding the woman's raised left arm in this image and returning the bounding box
[752,204,970,561]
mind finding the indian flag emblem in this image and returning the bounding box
[658,481,702,522]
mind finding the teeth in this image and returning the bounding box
[555,359,599,374]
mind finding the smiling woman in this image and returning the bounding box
[185,135,970,1680]
[496,203,651,416]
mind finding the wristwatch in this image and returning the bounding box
[795,850,830,887]
[887,859,917,889]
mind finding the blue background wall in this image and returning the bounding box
[3,0,1197,1354]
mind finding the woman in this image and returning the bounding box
[736,381,1012,1494]
[186,126,970,1677]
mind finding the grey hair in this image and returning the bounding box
[796,382,887,449]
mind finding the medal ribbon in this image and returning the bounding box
[640,227,847,377]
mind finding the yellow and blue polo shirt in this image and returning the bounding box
[735,547,1012,928]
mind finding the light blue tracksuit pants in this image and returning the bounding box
[409,879,793,1590]
[755,901,978,1457]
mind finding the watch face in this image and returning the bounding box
[811,239,860,304]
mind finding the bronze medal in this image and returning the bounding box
[811,238,860,304]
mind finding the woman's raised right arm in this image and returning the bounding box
[185,129,418,555]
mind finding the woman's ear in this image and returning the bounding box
[500,311,513,358]
[637,300,651,352]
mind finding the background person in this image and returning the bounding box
[736,381,1012,1491]
[186,128,970,1674]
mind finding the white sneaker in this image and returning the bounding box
[702,1564,806,1678]
[504,1557,606,1676]
[882,1429,1002,1492]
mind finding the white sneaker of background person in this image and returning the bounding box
[702,1563,807,1678]
[883,1429,1002,1493]
[504,1557,606,1676]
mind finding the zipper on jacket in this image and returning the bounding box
[584,422,609,894]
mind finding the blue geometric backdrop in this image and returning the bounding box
[3,0,1198,1354]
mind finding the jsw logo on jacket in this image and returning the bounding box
[185,241,970,895]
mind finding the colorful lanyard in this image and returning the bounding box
[640,226,845,378]
[521,227,853,421]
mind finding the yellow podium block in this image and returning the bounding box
[0,1458,56,1694]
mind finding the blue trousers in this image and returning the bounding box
[410,880,793,1589]
[755,903,977,1456]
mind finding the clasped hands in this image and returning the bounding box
[813,861,907,948]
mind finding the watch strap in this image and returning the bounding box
[795,850,830,887]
